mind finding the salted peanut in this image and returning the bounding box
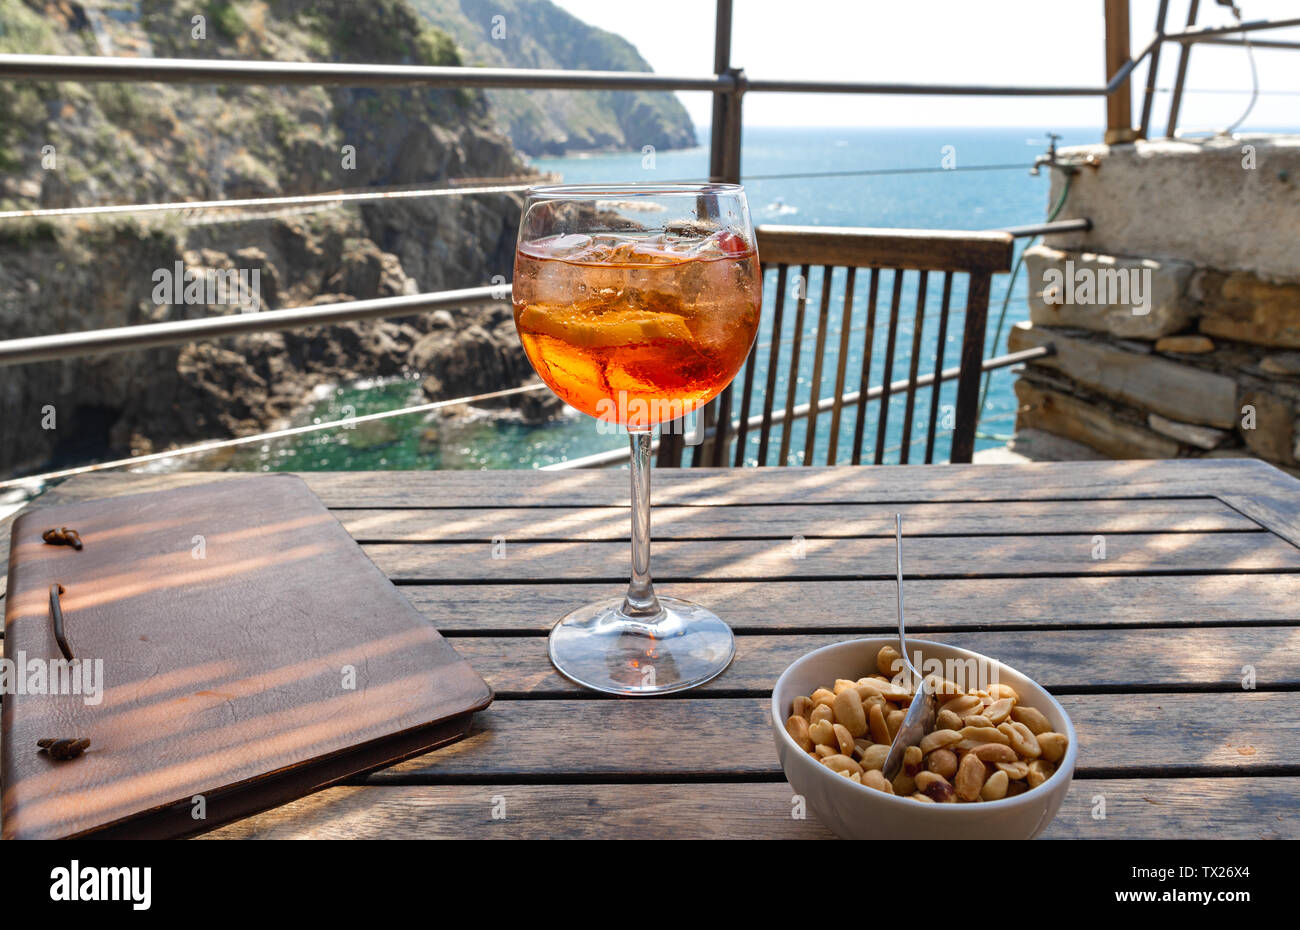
[936,708,963,731]
[1027,759,1055,788]
[859,743,890,772]
[915,770,955,803]
[860,693,888,717]
[930,678,965,699]
[1010,705,1052,735]
[1037,731,1068,764]
[822,753,863,776]
[810,703,835,727]
[831,722,855,756]
[910,792,936,803]
[980,769,1010,801]
[926,748,959,779]
[903,745,924,776]
[850,771,862,784]
[919,729,962,754]
[1006,779,1029,797]
[960,725,1010,746]
[892,770,916,795]
[968,742,1018,764]
[811,687,836,708]
[963,715,994,729]
[996,760,1029,780]
[940,694,982,717]
[815,744,836,759]
[853,738,872,758]
[954,751,986,801]
[877,644,903,677]
[791,695,814,720]
[989,683,1019,704]
[808,718,835,748]
[1001,721,1042,759]
[834,678,858,695]
[868,702,891,744]
[886,709,905,741]
[786,715,815,751]
[832,687,868,738]
[982,697,1015,725]
[856,678,913,702]
[863,769,895,794]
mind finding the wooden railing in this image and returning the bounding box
[656,225,1015,468]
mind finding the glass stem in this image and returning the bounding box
[622,430,662,619]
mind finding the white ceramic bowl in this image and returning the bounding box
[771,638,1077,840]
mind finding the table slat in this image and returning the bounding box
[336,498,1257,541]
[406,575,1300,632]
[366,533,1300,581]
[450,627,1300,694]
[365,693,1296,782]
[18,459,1291,509]
[203,778,1299,840]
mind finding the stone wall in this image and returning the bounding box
[1011,136,1300,475]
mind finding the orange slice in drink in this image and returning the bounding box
[517,304,693,348]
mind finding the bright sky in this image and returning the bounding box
[551,0,1300,131]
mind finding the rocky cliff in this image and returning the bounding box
[0,0,553,476]
[412,0,697,155]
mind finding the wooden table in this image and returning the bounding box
[3,459,1298,839]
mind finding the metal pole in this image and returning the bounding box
[1139,0,1171,139]
[1166,0,1200,138]
[708,0,736,183]
[1104,0,1137,143]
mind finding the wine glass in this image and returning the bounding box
[512,183,761,695]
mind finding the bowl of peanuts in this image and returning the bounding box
[771,638,1076,840]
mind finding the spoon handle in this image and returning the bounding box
[895,513,908,674]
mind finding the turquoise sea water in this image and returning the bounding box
[223,125,1096,472]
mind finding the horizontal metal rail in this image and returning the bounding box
[1166,17,1300,41]
[544,346,1052,470]
[0,54,733,91]
[1003,218,1093,238]
[0,286,503,366]
[743,78,1103,97]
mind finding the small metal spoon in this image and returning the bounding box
[882,514,938,782]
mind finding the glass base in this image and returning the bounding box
[547,595,736,695]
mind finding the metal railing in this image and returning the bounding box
[545,347,1052,470]
[0,219,1084,368]
[0,0,1290,476]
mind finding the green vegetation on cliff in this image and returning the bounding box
[412,0,698,155]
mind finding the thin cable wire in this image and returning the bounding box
[0,165,1039,224]
[0,383,547,491]
[0,180,543,222]
[973,167,1073,441]
[1226,24,1262,133]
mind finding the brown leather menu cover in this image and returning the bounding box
[2,474,492,839]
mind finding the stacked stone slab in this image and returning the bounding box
[1011,136,1300,475]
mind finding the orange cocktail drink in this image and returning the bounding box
[513,230,760,430]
